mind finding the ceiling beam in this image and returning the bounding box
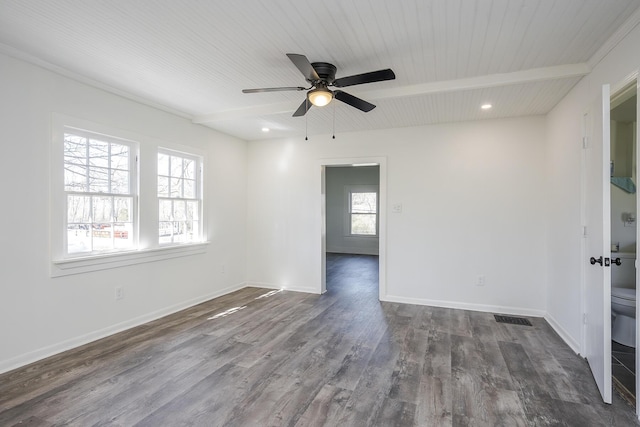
[193,63,590,124]
[364,63,590,100]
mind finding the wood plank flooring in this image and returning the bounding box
[1,253,638,426]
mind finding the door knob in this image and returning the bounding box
[612,257,622,266]
[590,256,603,265]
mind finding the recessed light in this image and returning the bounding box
[481,104,492,110]
[261,127,270,132]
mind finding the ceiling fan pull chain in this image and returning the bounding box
[305,109,308,141]
[332,102,336,139]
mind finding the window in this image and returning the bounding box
[157,150,202,244]
[349,190,378,236]
[63,130,136,255]
[52,115,209,276]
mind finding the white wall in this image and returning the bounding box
[546,25,640,352]
[326,166,380,255]
[611,185,636,254]
[0,53,248,372]
[246,117,548,314]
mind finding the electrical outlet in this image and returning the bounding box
[115,286,124,300]
[476,275,486,286]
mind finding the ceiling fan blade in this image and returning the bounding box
[333,69,396,88]
[242,86,306,93]
[292,99,312,117]
[287,53,320,82]
[334,91,376,112]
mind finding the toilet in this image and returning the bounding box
[611,252,637,348]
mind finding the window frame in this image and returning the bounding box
[157,148,204,245]
[62,128,139,256]
[344,185,379,237]
[51,114,208,277]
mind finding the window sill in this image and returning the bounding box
[51,242,209,277]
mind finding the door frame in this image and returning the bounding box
[318,156,387,299]
[581,71,640,413]
[608,72,640,415]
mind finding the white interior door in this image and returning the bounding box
[584,84,612,404]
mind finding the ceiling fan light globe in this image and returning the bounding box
[308,88,333,107]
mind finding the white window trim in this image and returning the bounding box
[51,114,208,277]
[51,243,208,277]
[344,185,379,237]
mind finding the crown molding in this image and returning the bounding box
[587,6,640,69]
[0,42,193,121]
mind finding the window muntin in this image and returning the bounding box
[63,131,135,254]
[350,191,377,235]
[157,151,202,244]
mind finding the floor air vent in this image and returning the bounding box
[494,315,532,326]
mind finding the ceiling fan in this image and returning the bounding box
[242,53,396,117]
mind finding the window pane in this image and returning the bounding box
[184,179,195,199]
[172,221,188,243]
[92,224,112,251]
[158,152,169,176]
[111,169,129,194]
[67,224,91,254]
[110,143,129,170]
[183,159,195,179]
[170,177,182,198]
[88,167,109,193]
[159,199,172,221]
[351,213,377,235]
[170,156,183,178]
[351,192,377,214]
[159,221,173,243]
[92,196,112,222]
[88,139,109,168]
[64,134,86,166]
[64,164,87,192]
[158,176,169,197]
[113,222,133,249]
[67,195,91,223]
[174,200,186,220]
[114,197,131,222]
[187,201,199,221]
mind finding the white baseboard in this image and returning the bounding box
[381,293,546,318]
[0,282,247,375]
[246,281,321,295]
[544,312,581,354]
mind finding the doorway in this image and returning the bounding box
[318,157,386,298]
[609,80,638,408]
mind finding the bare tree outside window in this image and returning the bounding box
[63,132,134,254]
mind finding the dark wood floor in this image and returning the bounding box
[1,253,638,426]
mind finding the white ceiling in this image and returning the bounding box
[1,0,639,141]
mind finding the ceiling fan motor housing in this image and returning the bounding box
[310,62,337,84]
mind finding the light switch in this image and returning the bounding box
[392,203,402,213]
